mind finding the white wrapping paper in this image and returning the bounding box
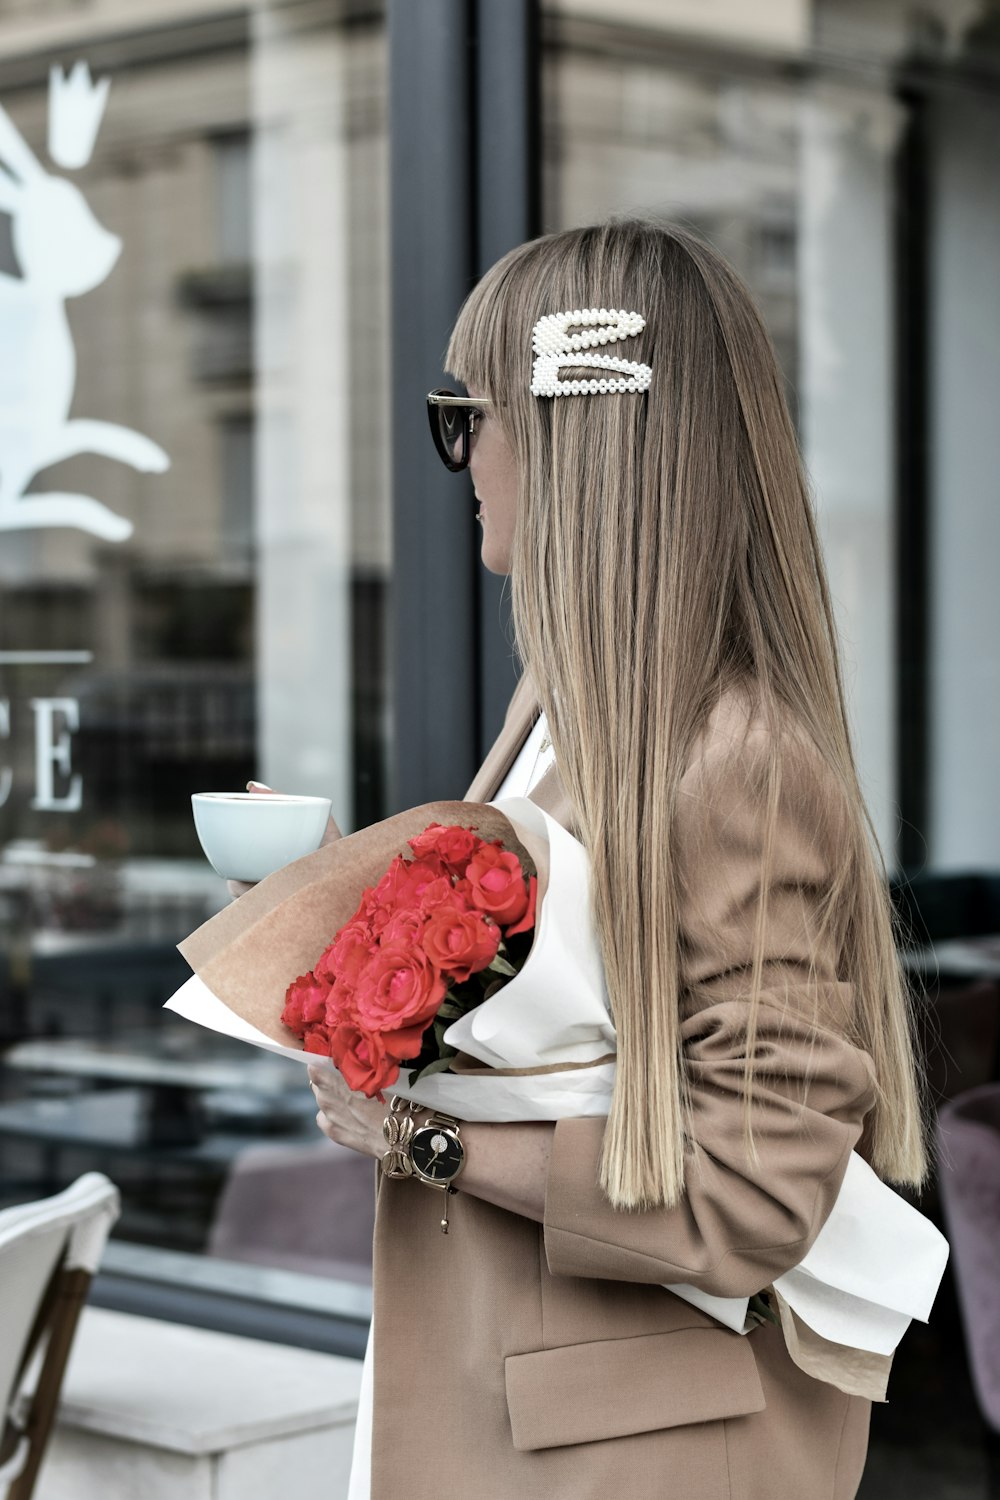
[164,974,618,1120]
[165,793,949,1369]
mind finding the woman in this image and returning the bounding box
[307,217,930,1499]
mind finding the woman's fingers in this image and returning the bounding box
[308,1063,386,1157]
[309,1062,346,1103]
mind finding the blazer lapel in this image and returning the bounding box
[463,670,539,801]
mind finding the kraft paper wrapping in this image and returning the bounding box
[771,1287,895,1402]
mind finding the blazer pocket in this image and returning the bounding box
[505,1327,766,1452]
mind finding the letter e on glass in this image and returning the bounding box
[30,698,83,812]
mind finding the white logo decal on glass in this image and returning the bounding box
[0,62,170,542]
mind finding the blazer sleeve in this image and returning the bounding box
[541,722,879,1297]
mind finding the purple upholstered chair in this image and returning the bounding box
[936,1084,1000,1488]
[206,1140,376,1285]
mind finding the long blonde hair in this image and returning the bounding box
[446,216,929,1211]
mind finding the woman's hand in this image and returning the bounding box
[309,1057,552,1220]
[308,1061,392,1158]
[226,781,344,899]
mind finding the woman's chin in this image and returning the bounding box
[480,536,512,576]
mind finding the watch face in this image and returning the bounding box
[411,1126,464,1181]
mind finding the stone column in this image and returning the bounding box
[251,5,353,826]
[797,80,905,864]
[926,87,1000,868]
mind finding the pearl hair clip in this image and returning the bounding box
[530,307,653,396]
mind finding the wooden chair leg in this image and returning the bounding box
[8,1268,93,1500]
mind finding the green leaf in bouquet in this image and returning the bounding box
[433,1018,458,1049]
[482,978,508,1000]
[487,953,518,977]
[406,1053,458,1085]
[436,998,465,1021]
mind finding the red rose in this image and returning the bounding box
[370,854,411,906]
[465,845,530,926]
[329,1022,401,1097]
[315,919,374,987]
[356,884,387,930]
[323,978,358,1029]
[303,1023,333,1056]
[414,874,469,917]
[380,906,429,946]
[421,906,500,982]
[380,1020,429,1062]
[371,853,449,912]
[365,856,412,936]
[281,971,332,1036]
[407,823,482,875]
[353,944,447,1034]
[398,856,452,907]
[505,874,538,937]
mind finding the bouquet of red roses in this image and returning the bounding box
[278,821,538,1100]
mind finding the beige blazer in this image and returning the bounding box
[370,672,878,1500]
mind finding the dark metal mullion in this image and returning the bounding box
[89,1271,370,1358]
[472,0,542,760]
[387,0,479,810]
[893,88,930,872]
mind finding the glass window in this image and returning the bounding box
[540,5,899,857]
[0,0,388,1301]
[541,4,1000,882]
[926,80,1000,869]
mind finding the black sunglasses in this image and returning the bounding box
[426,388,494,472]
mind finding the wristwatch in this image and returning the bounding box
[380,1097,466,1233]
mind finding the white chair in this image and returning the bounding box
[0,1173,120,1500]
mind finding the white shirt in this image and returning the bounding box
[346,711,555,1500]
[491,708,556,800]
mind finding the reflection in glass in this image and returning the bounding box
[0,0,388,1292]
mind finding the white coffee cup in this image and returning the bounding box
[192,791,333,883]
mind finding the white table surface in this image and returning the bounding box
[901,934,1000,979]
[2,1036,299,1094]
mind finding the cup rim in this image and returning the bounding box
[192,791,332,808]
